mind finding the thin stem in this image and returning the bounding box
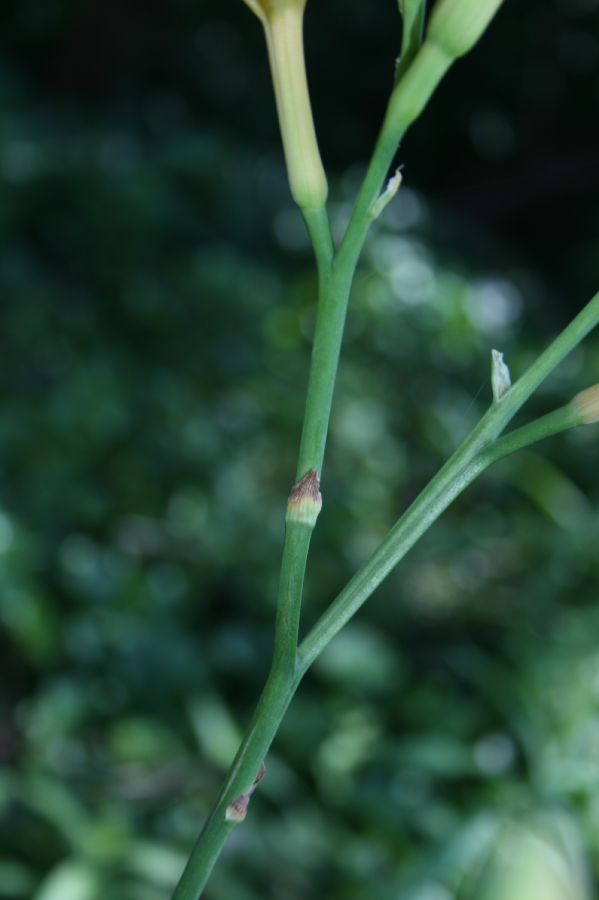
[479,404,579,466]
[272,470,322,675]
[172,7,569,893]
[479,292,599,449]
[173,200,333,899]
[271,522,313,673]
[296,425,488,675]
[337,40,452,280]
[295,271,347,477]
[295,40,454,477]
[297,291,599,673]
[336,119,407,281]
[291,38,460,484]
[303,206,334,277]
[295,204,339,477]
[173,286,599,897]
[171,667,300,899]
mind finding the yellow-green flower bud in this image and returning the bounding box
[427,0,505,60]
[241,0,328,210]
[572,385,599,425]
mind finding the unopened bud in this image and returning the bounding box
[286,469,322,527]
[428,0,505,60]
[241,0,327,209]
[242,0,307,22]
[572,385,599,425]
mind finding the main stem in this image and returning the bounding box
[173,259,599,897]
[172,21,540,897]
[171,665,301,900]
[171,188,390,898]
[172,295,599,900]
[172,203,341,899]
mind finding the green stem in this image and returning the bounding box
[295,205,339,477]
[171,666,300,899]
[172,285,598,898]
[480,404,579,465]
[172,199,334,899]
[295,39,454,479]
[171,8,576,891]
[297,291,599,673]
[337,40,452,277]
[302,206,334,281]
[295,35,461,482]
[295,273,347,477]
[271,522,313,674]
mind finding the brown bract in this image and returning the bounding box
[286,469,323,526]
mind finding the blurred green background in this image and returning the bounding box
[1,1,599,898]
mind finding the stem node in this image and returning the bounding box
[225,762,267,824]
[286,469,323,527]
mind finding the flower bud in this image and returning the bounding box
[427,0,505,60]
[241,0,327,210]
[572,385,599,425]
[242,0,307,20]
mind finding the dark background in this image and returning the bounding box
[1,1,599,898]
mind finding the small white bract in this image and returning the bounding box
[491,349,511,402]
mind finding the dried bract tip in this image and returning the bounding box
[225,763,266,825]
[286,469,322,526]
[572,385,599,425]
[225,795,249,823]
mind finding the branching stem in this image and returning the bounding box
[171,0,598,892]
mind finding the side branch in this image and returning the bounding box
[297,291,599,673]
